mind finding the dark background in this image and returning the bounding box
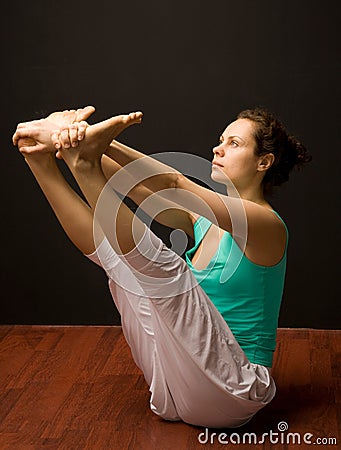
[1,1,340,328]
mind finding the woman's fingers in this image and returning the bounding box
[51,121,89,150]
[13,127,28,145]
[77,121,88,141]
[19,143,44,154]
[12,131,20,146]
[12,127,36,146]
[51,131,61,149]
[59,128,72,148]
[68,124,79,147]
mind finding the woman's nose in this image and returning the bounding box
[213,145,224,156]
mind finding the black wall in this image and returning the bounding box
[1,1,340,328]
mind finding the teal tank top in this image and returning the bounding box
[185,211,289,367]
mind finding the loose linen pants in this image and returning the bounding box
[86,225,276,428]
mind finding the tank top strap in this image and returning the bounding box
[192,216,213,246]
[271,210,289,250]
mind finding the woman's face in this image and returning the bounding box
[211,118,260,189]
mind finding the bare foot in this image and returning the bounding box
[46,105,95,127]
[60,112,143,166]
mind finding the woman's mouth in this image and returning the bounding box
[212,161,224,168]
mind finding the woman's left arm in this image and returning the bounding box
[174,174,284,246]
[105,140,281,244]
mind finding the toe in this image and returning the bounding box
[129,111,143,123]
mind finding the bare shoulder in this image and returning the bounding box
[188,203,287,267]
[243,203,287,267]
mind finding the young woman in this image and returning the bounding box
[12,106,312,428]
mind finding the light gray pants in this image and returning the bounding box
[86,225,276,428]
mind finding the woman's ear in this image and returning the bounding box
[258,153,275,172]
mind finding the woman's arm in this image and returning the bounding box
[105,140,180,193]
[16,112,281,251]
[101,155,195,237]
[104,141,247,243]
[106,141,282,248]
[175,174,283,247]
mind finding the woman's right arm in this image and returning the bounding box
[101,155,196,237]
[105,140,180,192]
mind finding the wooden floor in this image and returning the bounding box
[0,327,339,449]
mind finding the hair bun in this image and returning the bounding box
[288,135,312,168]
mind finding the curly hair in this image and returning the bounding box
[237,107,312,195]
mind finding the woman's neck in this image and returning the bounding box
[236,185,272,209]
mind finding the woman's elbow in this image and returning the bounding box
[173,172,185,189]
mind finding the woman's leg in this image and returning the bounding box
[12,106,102,254]
[15,113,181,420]
[85,223,275,428]
[22,152,97,255]
[14,111,146,255]
[86,237,181,421]
[55,112,151,256]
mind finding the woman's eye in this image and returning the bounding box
[231,141,238,147]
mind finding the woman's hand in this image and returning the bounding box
[12,118,58,155]
[12,119,88,157]
[12,106,95,156]
[51,121,89,159]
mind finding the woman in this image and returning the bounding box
[12,106,312,428]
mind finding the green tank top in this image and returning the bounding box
[185,211,289,367]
